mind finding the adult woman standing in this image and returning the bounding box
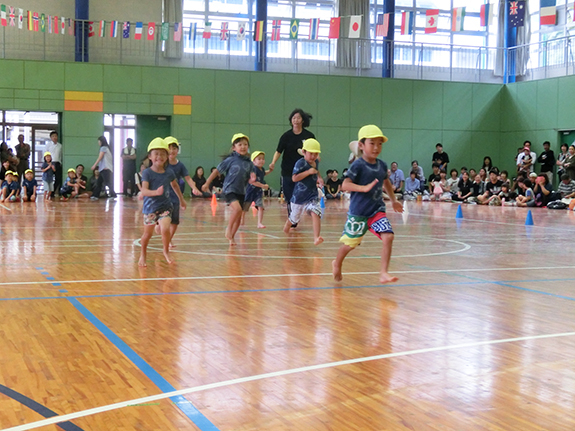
[269,109,315,213]
[562,144,575,181]
[556,143,569,182]
[90,136,117,199]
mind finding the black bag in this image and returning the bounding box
[547,200,568,209]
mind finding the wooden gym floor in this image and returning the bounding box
[1,196,575,431]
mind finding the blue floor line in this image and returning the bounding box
[67,298,220,431]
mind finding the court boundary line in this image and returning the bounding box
[4,330,575,431]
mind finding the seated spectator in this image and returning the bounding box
[428,163,441,193]
[1,171,20,202]
[404,170,421,200]
[557,174,575,200]
[89,167,100,196]
[411,160,425,184]
[389,162,404,196]
[532,174,553,207]
[325,169,342,199]
[478,168,487,182]
[468,168,477,181]
[452,171,473,202]
[75,164,91,198]
[498,183,517,204]
[459,166,468,179]
[22,169,38,202]
[500,170,510,187]
[516,178,534,207]
[447,169,459,194]
[0,159,12,181]
[60,168,78,201]
[435,170,452,201]
[191,166,212,198]
[511,171,526,194]
[210,166,224,193]
[478,169,503,205]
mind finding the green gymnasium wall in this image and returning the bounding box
[0,58,524,187]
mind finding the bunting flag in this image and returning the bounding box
[509,1,525,27]
[289,19,299,39]
[109,20,117,37]
[60,16,65,34]
[147,22,155,40]
[134,22,143,39]
[328,17,340,39]
[88,21,95,37]
[122,21,130,38]
[425,9,439,34]
[68,18,74,35]
[451,7,465,32]
[188,22,196,44]
[375,14,387,37]
[53,16,58,34]
[220,22,228,40]
[33,12,39,31]
[540,0,556,25]
[18,8,22,29]
[174,22,182,41]
[27,10,31,30]
[203,21,211,38]
[1,5,6,26]
[254,20,264,41]
[236,22,245,40]
[8,6,14,26]
[40,13,45,32]
[271,19,281,41]
[401,11,414,35]
[480,3,493,27]
[47,15,52,33]
[348,15,361,38]
[309,18,319,40]
[161,22,169,40]
[99,20,105,37]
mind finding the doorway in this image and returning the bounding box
[104,114,136,194]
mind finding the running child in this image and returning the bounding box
[164,136,202,247]
[202,133,256,246]
[41,152,55,200]
[283,138,324,245]
[22,169,38,202]
[139,138,187,267]
[332,125,403,284]
[242,150,269,229]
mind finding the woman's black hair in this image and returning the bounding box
[411,160,419,165]
[98,136,110,148]
[483,156,492,168]
[561,143,568,150]
[289,108,312,128]
[450,168,458,176]
[194,166,205,178]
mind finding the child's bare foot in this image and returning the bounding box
[163,251,173,264]
[169,243,176,249]
[138,255,147,267]
[225,228,236,246]
[332,260,343,282]
[314,236,324,246]
[257,224,266,229]
[379,272,398,284]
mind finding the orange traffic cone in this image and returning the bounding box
[211,193,217,206]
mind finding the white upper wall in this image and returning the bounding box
[17,0,162,22]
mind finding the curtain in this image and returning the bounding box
[163,0,183,59]
[495,0,531,77]
[336,0,371,69]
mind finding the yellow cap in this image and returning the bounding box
[67,168,76,174]
[147,137,169,153]
[5,170,13,175]
[358,125,388,143]
[297,138,321,155]
[25,169,33,174]
[11,171,18,177]
[251,151,265,162]
[43,152,51,157]
[231,133,249,144]
[164,136,179,146]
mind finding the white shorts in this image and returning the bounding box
[288,200,322,224]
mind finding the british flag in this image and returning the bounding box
[220,22,229,41]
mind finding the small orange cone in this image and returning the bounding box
[211,193,217,206]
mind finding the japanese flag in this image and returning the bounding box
[348,15,361,38]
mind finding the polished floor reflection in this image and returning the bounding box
[1,197,575,431]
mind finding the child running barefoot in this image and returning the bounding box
[332,125,403,284]
[202,133,256,246]
[283,138,324,245]
[139,138,187,267]
[242,151,270,229]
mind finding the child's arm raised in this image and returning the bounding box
[292,167,317,183]
[341,177,378,193]
[383,178,403,213]
[139,181,164,197]
[170,179,187,210]
[202,169,219,192]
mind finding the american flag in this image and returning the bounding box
[375,13,387,37]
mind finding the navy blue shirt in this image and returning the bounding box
[217,152,254,195]
[245,166,266,203]
[291,158,319,205]
[345,158,388,218]
[22,178,38,193]
[42,162,54,182]
[166,160,189,204]
[141,167,176,214]
[9,181,19,193]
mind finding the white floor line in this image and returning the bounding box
[4,330,575,431]
[2,265,575,288]
[0,204,12,211]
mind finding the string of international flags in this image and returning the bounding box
[0,1,566,42]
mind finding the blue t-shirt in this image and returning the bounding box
[22,178,38,194]
[345,158,388,218]
[245,166,266,203]
[1,180,7,189]
[217,152,254,195]
[291,158,320,205]
[42,162,54,182]
[141,167,176,214]
[166,160,189,204]
[9,181,19,193]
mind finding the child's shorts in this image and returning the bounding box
[171,204,180,225]
[143,207,172,226]
[60,185,73,197]
[289,200,322,225]
[43,180,54,192]
[224,192,245,207]
[339,212,394,248]
[243,196,264,212]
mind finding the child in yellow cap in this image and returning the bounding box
[41,152,56,200]
[283,138,324,245]
[22,169,38,202]
[1,171,19,202]
[203,133,256,246]
[242,151,270,229]
[60,168,78,201]
[332,125,403,284]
